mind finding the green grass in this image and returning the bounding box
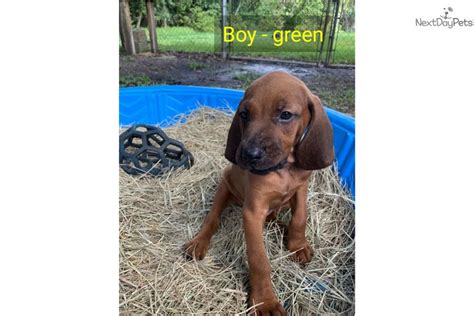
[232,72,261,88]
[155,27,217,53]
[332,31,355,64]
[149,27,354,64]
[120,74,154,87]
[187,60,207,71]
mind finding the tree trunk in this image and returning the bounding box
[146,0,158,53]
[136,11,143,28]
[119,0,136,55]
[119,20,125,51]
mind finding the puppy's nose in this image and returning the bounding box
[243,146,264,161]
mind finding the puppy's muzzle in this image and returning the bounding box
[239,142,287,175]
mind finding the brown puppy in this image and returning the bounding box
[184,71,334,315]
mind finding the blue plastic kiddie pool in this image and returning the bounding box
[119,85,355,197]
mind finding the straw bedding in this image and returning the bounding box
[119,107,355,315]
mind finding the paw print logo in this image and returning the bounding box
[441,7,453,19]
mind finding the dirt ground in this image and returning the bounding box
[120,52,355,116]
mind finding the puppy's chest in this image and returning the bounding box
[266,169,308,207]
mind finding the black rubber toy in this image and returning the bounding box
[119,124,194,176]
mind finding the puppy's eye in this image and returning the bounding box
[239,110,249,120]
[279,111,293,121]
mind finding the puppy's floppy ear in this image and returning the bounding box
[224,110,241,164]
[294,93,334,170]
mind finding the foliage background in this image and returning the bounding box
[124,0,355,64]
[129,0,354,33]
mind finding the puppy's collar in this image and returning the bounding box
[298,125,310,144]
[297,105,313,145]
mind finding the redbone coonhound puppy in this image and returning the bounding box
[184,71,334,315]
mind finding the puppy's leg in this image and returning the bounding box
[244,202,286,316]
[183,180,230,260]
[287,182,314,264]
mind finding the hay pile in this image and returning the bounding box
[119,107,355,315]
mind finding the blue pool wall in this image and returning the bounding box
[119,85,355,198]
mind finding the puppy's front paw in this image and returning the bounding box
[182,237,209,260]
[248,292,286,316]
[288,239,314,265]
